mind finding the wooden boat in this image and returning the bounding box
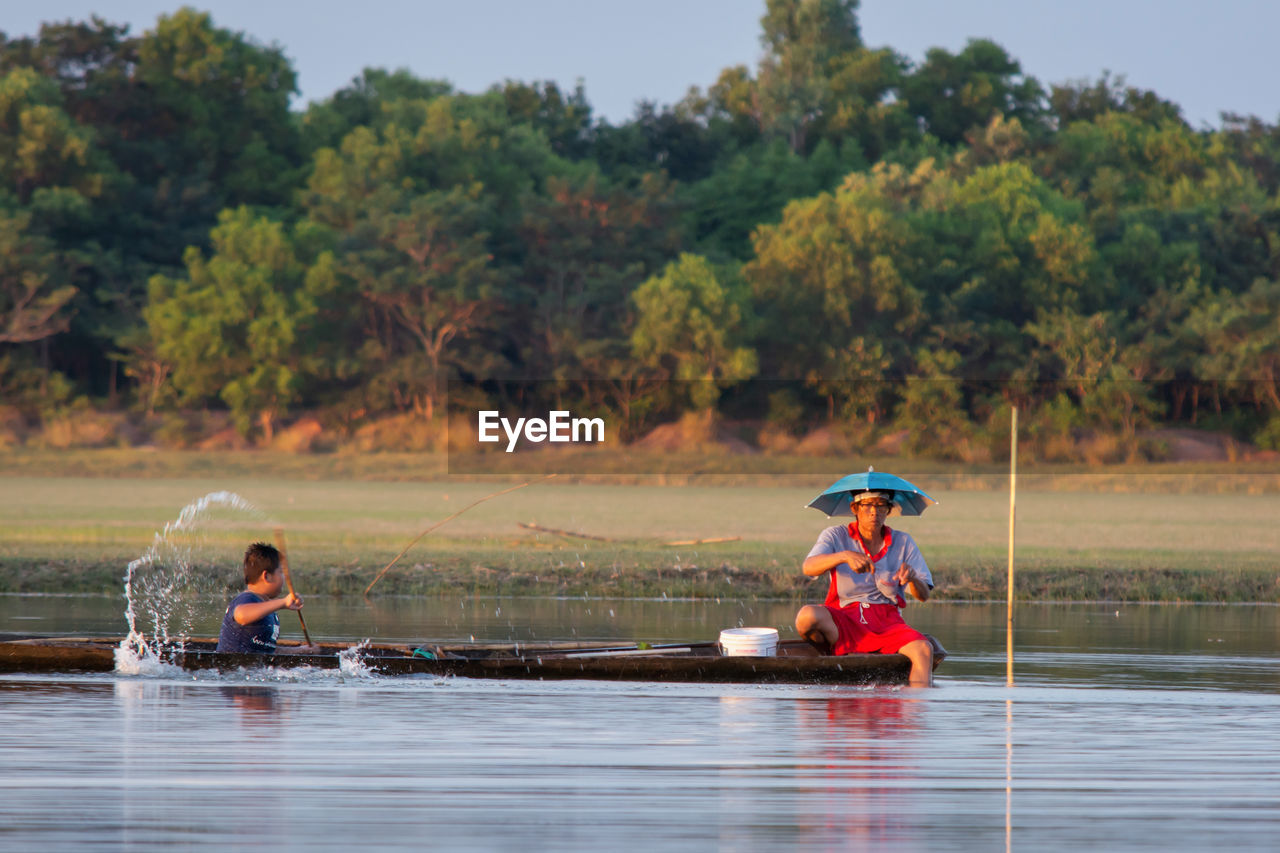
[0,634,914,686]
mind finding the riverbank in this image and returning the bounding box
[4,510,1278,604]
[5,447,1280,490]
[3,552,1277,603]
[3,451,1277,603]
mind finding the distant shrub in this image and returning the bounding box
[271,417,326,453]
[154,412,199,449]
[0,406,27,449]
[1256,416,1280,452]
[764,389,805,437]
[33,408,122,449]
[349,414,443,452]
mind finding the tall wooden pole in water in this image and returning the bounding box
[1007,406,1017,686]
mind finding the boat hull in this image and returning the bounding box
[0,636,912,686]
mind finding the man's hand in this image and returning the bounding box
[895,564,930,602]
[282,592,304,611]
[803,549,873,577]
[841,550,874,573]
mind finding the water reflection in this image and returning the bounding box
[794,694,922,849]
[220,685,282,733]
[4,672,1280,849]
[1005,698,1013,853]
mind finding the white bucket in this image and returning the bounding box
[719,627,779,657]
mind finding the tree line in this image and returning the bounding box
[2,2,1279,456]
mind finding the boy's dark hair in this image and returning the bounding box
[243,542,281,585]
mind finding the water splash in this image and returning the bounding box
[338,641,377,678]
[112,640,185,677]
[120,491,265,668]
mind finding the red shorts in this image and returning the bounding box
[826,603,925,655]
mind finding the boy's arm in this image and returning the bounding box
[232,593,300,626]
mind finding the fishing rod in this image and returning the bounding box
[364,473,558,596]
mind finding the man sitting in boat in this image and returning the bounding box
[216,543,320,654]
[794,490,935,686]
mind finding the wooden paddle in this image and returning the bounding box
[364,474,558,596]
[273,527,313,646]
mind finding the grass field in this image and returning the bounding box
[2,449,1278,602]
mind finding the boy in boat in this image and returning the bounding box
[794,490,936,686]
[216,542,320,654]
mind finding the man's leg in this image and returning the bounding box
[924,633,947,671]
[795,605,838,654]
[898,638,934,687]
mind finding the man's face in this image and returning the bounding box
[854,500,891,529]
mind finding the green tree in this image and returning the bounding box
[0,59,120,394]
[631,254,758,409]
[1087,361,1163,448]
[818,46,915,162]
[133,8,302,208]
[1095,219,1208,419]
[1190,278,1280,415]
[1039,110,1279,366]
[301,68,453,154]
[897,348,971,458]
[1025,307,1119,399]
[744,161,926,392]
[687,0,914,161]
[495,79,594,160]
[913,160,1103,382]
[0,11,307,398]
[590,100,726,184]
[305,92,563,245]
[1035,112,1264,221]
[746,158,1101,418]
[0,205,76,346]
[899,39,1046,146]
[0,67,106,203]
[145,208,335,438]
[698,65,764,151]
[337,185,503,419]
[756,0,863,153]
[933,162,1099,323]
[303,91,568,416]
[1218,113,1280,196]
[1048,72,1184,128]
[517,171,681,380]
[684,137,865,260]
[807,336,893,424]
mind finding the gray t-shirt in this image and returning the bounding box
[806,524,934,608]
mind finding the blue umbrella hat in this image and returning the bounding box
[806,467,938,517]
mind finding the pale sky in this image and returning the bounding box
[3,0,1276,128]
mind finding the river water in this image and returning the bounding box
[2,596,1279,851]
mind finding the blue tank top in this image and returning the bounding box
[216,591,279,653]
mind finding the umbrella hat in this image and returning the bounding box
[806,467,938,517]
